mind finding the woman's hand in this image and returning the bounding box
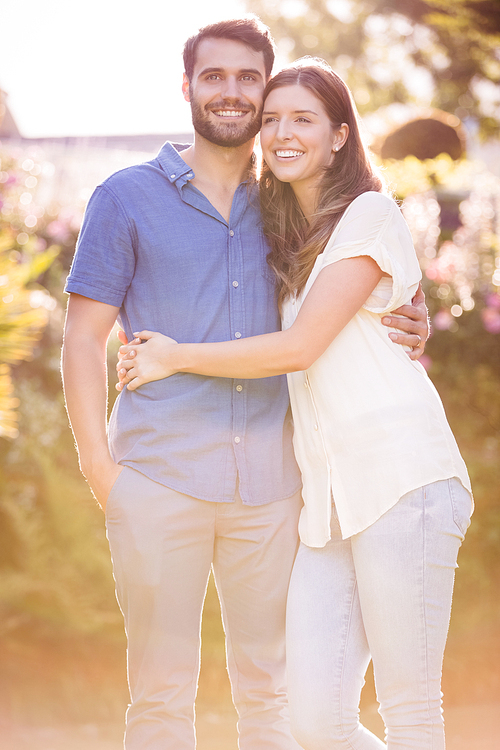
[116,330,179,391]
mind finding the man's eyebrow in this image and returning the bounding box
[198,66,264,78]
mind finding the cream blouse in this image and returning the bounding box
[282,191,472,546]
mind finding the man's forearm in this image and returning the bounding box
[61,334,112,477]
[61,295,123,509]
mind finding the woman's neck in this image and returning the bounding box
[292,184,320,223]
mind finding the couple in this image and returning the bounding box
[62,15,472,750]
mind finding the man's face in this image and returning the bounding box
[183,37,267,148]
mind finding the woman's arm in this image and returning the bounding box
[117,255,383,390]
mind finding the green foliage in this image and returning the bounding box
[382,154,500,329]
[0,148,64,438]
[430,343,500,700]
[381,152,500,695]
[0,144,113,640]
[246,0,500,136]
[0,250,49,438]
[0,365,19,442]
[0,362,121,639]
[381,153,477,197]
[0,248,56,364]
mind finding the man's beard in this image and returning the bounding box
[190,88,262,148]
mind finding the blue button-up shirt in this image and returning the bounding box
[66,142,301,505]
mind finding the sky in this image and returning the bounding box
[1,0,258,138]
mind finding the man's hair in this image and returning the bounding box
[183,16,275,81]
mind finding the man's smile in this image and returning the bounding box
[209,108,251,118]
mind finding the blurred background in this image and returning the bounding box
[0,0,499,748]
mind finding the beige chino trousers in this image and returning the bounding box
[105,466,302,750]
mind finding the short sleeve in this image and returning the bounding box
[321,192,421,313]
[65,184,136,307]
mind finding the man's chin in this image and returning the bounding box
[194,121,261,149]
[205,134,256,148]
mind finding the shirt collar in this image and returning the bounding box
[156,141,260,189]
[156,141,195,187]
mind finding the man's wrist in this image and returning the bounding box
[80,450,116,480]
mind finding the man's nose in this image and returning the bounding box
[221,76,241,101]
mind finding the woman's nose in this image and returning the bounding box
[277,120,292,141]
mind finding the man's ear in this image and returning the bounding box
[182,74,190,103]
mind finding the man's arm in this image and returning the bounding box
[381,283,429,360]
[61,293,123,511]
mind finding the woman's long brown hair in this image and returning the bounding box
[260,58,385,311]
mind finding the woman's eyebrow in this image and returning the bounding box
[262,109,319,115]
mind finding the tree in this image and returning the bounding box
[246,0,500,136]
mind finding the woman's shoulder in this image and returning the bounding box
[348,190,398,216]
[332,191,399,240]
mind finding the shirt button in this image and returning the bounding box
[232,280,239,288]
[229,230,235,237]
[236,385,243,392]
[235,332,242,338]
[314,424,318,431]
[304,381,308,388]
[234,436,241,444]
[170,174,176,178]
[187,173,193,178]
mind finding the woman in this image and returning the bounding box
[116,59,472,749]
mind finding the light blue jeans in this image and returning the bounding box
[286,478,472,749]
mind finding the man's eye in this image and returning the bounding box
[241,75,256,81]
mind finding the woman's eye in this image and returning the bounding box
[263,117,278,124]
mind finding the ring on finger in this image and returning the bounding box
[414,334,422,347]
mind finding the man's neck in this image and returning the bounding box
[179,134,255,222]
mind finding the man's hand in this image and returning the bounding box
[381,283,430,361]
[84,458,124,513]
[116,330,179,391]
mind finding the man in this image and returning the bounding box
[62,16,428,750]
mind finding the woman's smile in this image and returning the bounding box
[274,149,305,158]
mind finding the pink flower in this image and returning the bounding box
[45,220,70,243]
[485,293,500,310]
[418,354,432,371]
[481,307,500,334]
[433,309,454,331]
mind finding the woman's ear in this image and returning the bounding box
[332,123,349,153]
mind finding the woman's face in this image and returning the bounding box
[260,84,340,201]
